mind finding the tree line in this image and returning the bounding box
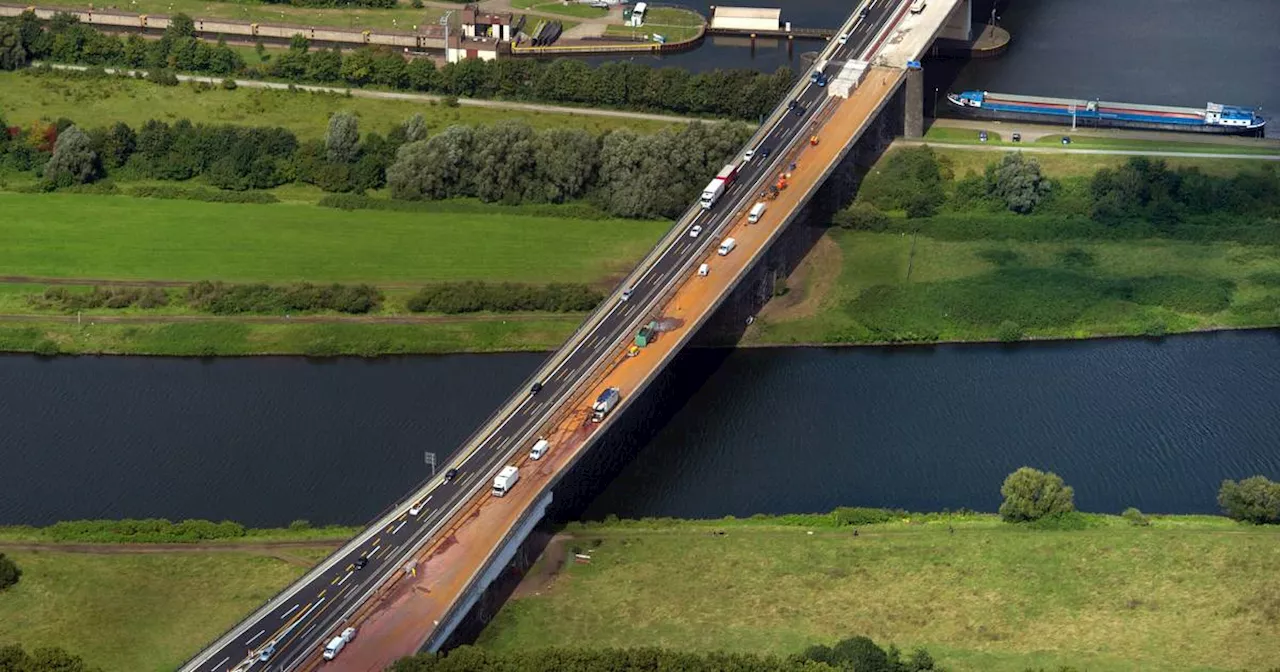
[406,282,604,314]
[0,11,795,122]
[840,146,1280,245]
[2,96,751,219]
[391,637,943,672]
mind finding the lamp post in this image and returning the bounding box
[440,10,452,64]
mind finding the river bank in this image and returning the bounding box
[1,512,1272,672]
[477,513,1280,672]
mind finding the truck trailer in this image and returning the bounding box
[591,387,621,422]
[700,163,740,209]
[492,465,519,497]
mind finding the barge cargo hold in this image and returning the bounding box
[946,91,1266,136]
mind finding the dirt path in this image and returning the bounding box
[0,312,581,325]
[0,539,344,567]
[757,233,843,322]
[927,117,1280,151]
[44,63,712,125]
[511,533,571,598]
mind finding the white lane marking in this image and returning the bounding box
[299,622,318,643]
[392,521,406,535]
[336,571,353,586]
[210,656,229,671]
[370,545,382,558]
[245,629,265,645]
[279,604,299,620]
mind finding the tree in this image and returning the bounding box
[325,111,360,164]
[0,21,27,71]
[533,127,597,203]
[166,12,195,39]
[98,121,136,169]
[0,643,102,671]
[986,152,1052,214]
[403,113,427,143]
[999,466,1076,522]
[386,125,474,200]
[44,125,102,187]
[1217,475,1280,524]
[0,553,20,591]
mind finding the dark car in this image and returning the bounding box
[355,557,369,570]
[445,468,459,482]
[791,102,806,117]
[1061,136,1072,145]
[1012,132,1022,142]
[859,7,869,19]
[979,130,988,142]
[759,146,773,158]
[530,381,543,395]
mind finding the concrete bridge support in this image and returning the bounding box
[938,0,971,41]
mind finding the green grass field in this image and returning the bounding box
[0,72,681,139]
[43,0,444,32]
[0,193,666,284]
[922,125,1280,156]
[748,230,1280,346]
[0,546,332,671]
[476,516,1280,672]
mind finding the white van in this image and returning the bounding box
[748,202,766,223]
[530,438,550,460]
[697,263,709,277]
[717,238,737,256]
[323,628,356,660]
[910,0,926,13]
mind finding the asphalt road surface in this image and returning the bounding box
[185,3,902,670]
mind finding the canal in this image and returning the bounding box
[2,331,1278,527]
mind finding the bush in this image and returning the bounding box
[999,466,1076,523]
[405,282,603,314]
[832,202,889,231]
[1122,507,1150,526]
[985,152,1052,214]
[0,644,102,672]
[0,553,20,591]
[830,507,905,526]
[43,518,247,543]
[127,184,279,204]
[146,67,180,86]
[221,77,237,90]
[1217,476,1280,524]
[29,286,167,312]
[186,281,382,314]
[288,519,311,531]
[996,320,1023,342]
[316,193,613,220]
[858,145,947,215]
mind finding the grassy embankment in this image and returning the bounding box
[603,7,704,41]
[747,148,1280,346]
[477,514,1280,672]
[920,124,1280,156]
[0,192,668,356]
[32,0,441,32]
[0,71,680,140]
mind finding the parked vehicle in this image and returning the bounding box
[591,387,621,422]
[748,202,767,223]
[718,238,737,256]
[323,627,358,660]
[910,0,927,14]
[697,263,710,277]
[530,438,550,460]
[492,465,519,497]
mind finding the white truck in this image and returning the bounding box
[492,465,519,497]
[322,627,357,661]
[591,387,621,423]
[700,163,740,209]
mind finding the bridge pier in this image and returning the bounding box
[903,65,925,139]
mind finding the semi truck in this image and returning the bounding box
[492,465,519,497]
[591,387,621,422]
[700,163,740,209]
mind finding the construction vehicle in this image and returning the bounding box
[592,387,621,422]
[810,135,820,145]
[634,321,659,347]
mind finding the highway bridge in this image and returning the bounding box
[179,1,973,669]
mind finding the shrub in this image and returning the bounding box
[996,320,1022,342]
[288,519,311,531]
[222,77,237,90]
[831,507,905,526]
[128,185,279,204]
[146,67,180,86]
[185,281,382,314]
[0,553,20,590]
[43,518,247,543]
[1122,507,1150,526]
[831,202,889,231]
[1217,476,1280,524]
[405,282,602,314]
[985,151,1052,214]
[999,466,1076,523]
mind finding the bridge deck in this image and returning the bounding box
[325,65,906,671]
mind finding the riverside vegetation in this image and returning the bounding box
[749,146,1280,346]
[2,473,1276,671]
[4,70,1280,355]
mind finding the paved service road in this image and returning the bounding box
[184,3,904,670]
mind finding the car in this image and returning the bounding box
[1012,132,1022,142]
[445,467,459,482]
[620,287,634,301]
[1061,136,1072,145]
[787,99,798,110]
[530,381,543,395]
[837,32,850,45]
[689,225,703,238]
[355,557,369,570]
[859,7,869,19]
[258,643,276,661]
[816,74,828,87]
[791,102,806,117]
[979,130,988,142]
[409,498,426,515]
[743,149,755,162]
[759,146,773,159]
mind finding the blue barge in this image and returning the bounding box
[946,90,1266,136]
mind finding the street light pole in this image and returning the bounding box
[440,10,453,64]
